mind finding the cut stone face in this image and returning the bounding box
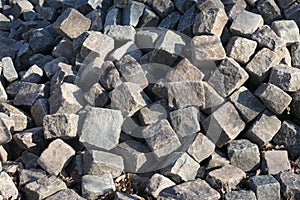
[109,41,142,61]
[0,171,19,200]
[202,102,245,147]
[230,10,264,37]
[257,0,281,25]
[291,42,300,68]
[19,168,47,186]
[104,25,136,42]
[79,106,123,151]
[263,150,291,175]
[276,171,300,199]
[206,164,246,192]
[53,8,91,39]
[254,83,292,115]
[272,20,300,45]
[142,119,181,158]
[1,57,18,82]
[29,28,55,54]
[225,190,257,200]
[207,150,230,170]
[227,139,260,172]
[250,175,281,200]
[208,57,249,97]
[146,173,176,198]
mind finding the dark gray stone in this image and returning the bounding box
[84,83,109,107]
[291,91,300,119]
[19,168,47,186]
[177,5,198,35]
[257,0,282,24]
[276,171,300,199]
[99,61,121,91]
[52,38,75,64]
[250,175,281,200]
[158,11,181,29]
[151,0,174,17]
[174,0,196,13]
[122,1,145,27]
[104,8,121,28]
[291,42,300,68]
[21,64,44,83]
[202,82,225,115]
[86,9,105,32]
[29,28,55,54]
[31,98,49,127]
[137,7,159,28]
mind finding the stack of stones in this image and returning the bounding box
[0,0,300,199]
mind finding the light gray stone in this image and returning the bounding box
[257,0,281,25]
[104,25,136,42]
[139,100,168,125]
[0,103,28,132]
[146,174,175,198]
[122,1,145,27]
[44,189,86,200]
[109,41,142,61]
[0,171,19,199]
[202,81,225,114]
[0,117,12,146]
[2,57,18,82]
[114,192,143,200]
[0,82,7,103]
[84,83,109,107]
[207,150,230,170]
[225,190,257,200]
[224,0,247,21]
[250,175,280,200]
[21,64,44,83]
[263,150,291,175]
[135,29,160,50]
[272,20,300,45]
[197,0,225,10]
[151,0,174,17]
[276,171,300,199]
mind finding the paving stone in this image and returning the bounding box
[1,57,18,82]
[225,190,257,200]
[276,171,300,199]
[202,102,245,147]
[206,164,246,192]
[251,25,285,51]
[177,5,198,36]
[291,42,300,67]
[111,140,150,173]
[37,139,75,175]
[79,106,123,151]
[245,48,281,84]
[191,35,226,65]
[208,57,249,97]
[193,7,227,37]
[116,55,148,89]
[228,139,260,172]
[21,64,43,83]
[161,152,200,182]
[142,119,181,158]
[226,36,257,64]
[169,107,201,138]
[224,0,247,21]
[263,150,291,175]
[81,174,115,199]
[110,82,149,117]
[0,103,28,132]
[53,8,91,39]
[250,175,280,200]
[257,0,282,24]
[43,114,79,139]
[275,0,296,9]
[122,1,145,27]
[104,25,136,43]
[86,9,105,32]
[115,192,143,200]
[109,41,142,61]
[48,83,86,114]
[0,171,19,199]
[139,99,168,126]
[229,86,265,123]
[14,83,47,108]
[36,6,56,21]
[104,7,121,27]
[202,81,225,114]
[254,83,292,115]
[99,61,121,91]
[245,110,281,146]
[146,173,176,198]
[230,10,264,37]
[19,168,47,186]
[83,150,123,178]
[44,189,86,200]
[272,20,300,45]
[207,150,230,170]
[29,28,55,54]
[0,42,14,61]
[24,175,67,200]
[84,83,109,107]
[135,29,160,50]
[158,178,220,200]
[151,0,174,17]
[20,151,39,169]
[269,65,300,92]
[31,98,49,126]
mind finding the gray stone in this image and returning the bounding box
[208,57,249,97]
[206,164,246,192]
[272,20,300,45]
[225,190,257,200]
[104,25,136,43]
[191,35,226,65]
[250,175,280,200]
[291,42,300,68]
[24,175,67,200]
[0,117,12,145]
[224,0,247,21]
[81,174,115,199]
[158,11,181,29]
[0,42,14,61]
[291,91,300,119]
[161,152,200,182]
[44,189,85,200]
[79,106,123,151]
[202,102,245,147]
[43,57,68,79]
[0,82,7,103]
[50,63,76,94]
[29,28,55,54]
[43,114,79,139]
[0,103,28,132]
[245,48,281,84]
[257,0,282,24]
[263,150,291,175]
[0,171,19,199]
[226,36,257,64]
[83,150,123,178]
[170,107,201,138]
[52,38,76,64]
[2,57,18,82]
[276,171,300,199]
[36,6,56,21]
[122,1,145,27]
[197,0,225,10]
[53,8,91,39]
[116,55,148,89]
[109,41,142,61]
[37,139,75,175]
[139,100,168,125]
[275,0,295,9]
[0,160,1,171]
[146,174,175,198]
[110,82,149,117]
[230,10,264,37]
[31,98,49,127]
[275,46,292,66]
[174,0,196,13]
[115,192,143,200]
[48,83,86,114]
[245,110,281,146]
[228,139,260,172]
[20,151,39,169]
[193,7,227,37]
[151,0,174,17]
[86,9,105,32]
[158,178,220,200]
[84,83,109,107]
[19,168,47,186]
[104,8,121,28]
[142,119,181,158]
[229,86,265,123]
[1,161,22,174]
[283,3,300,27]
[14,83,47,108]
[21,64,43,83]
[202,81,225,114]
[207,150,230,170]
[99,61,121,91]
[13,0,34,17]
[254,83,292,115]
[138,7,159,28]
[177,5,198,35]
[135,29,160,50]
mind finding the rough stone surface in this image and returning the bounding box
[2,57,18,82]
[44,189,86,200]
[122,1,145,27]
[21,64,44,83]
[276,171,300,199]
[257,0,282,25]
[272,20,300,45]
[263,150,291,175]
[109,41,142,61]
[0,117,12,146]
[104,25,136,43]
[0,171,19,200]
[99,61,121,91]
[138,7,159,28]
[151,0,175,17]
[37,139,75,175]
[291,92,300,119]
[254,83,292,115]
[250,175,281,200]
[225,190,257,200]
[31,98,49,127]
[139,100,168,126]
[0,103,28,132]
[13,83,46,108]
[207,150,230,170]
[146,174,176,198]
[84,83,109,107]
[19,168,47,186]
[202,81,225,114]
[158,11,181,29]
[291,42,300,68]
[79,106,123,151]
